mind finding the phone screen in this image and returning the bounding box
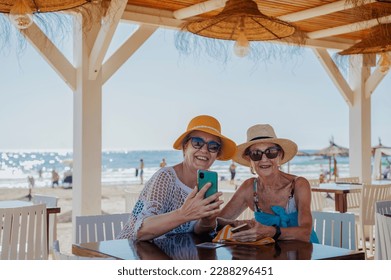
[197,170,218,198]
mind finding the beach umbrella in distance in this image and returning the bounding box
[313,137,349,181]
[371,137,390,156]
[372,138,391,177]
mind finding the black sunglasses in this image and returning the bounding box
[186,136,221,153]
[246,146,281,161]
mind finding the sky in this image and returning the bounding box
[0,21,391,152]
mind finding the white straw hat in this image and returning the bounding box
[234,124,298,166]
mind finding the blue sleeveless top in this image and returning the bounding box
[252,178,319,243]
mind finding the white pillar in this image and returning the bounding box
[349,55,372,183]
[72,14,103,241]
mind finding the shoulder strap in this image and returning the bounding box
[253,178,261,212]
[290,176,302,197]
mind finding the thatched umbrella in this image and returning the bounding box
[372,138,391,177]
[314,138,349,181]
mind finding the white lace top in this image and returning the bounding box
[117,166,196,240]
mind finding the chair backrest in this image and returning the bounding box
[307,179,320,187]
[375,213,391,260]
[0,204,48,260]
[375,200,391,215]
[336,177,360,183]
[312,211,356,250]
[358,183,391,258]
[32,194,58,253]
[75,213,130,244]
[221,191,234,209]
[311,191,324,211]
[347,191,361,210]
[52,240,114,260]
[124,190,140,212]
[359,184,391,227]
[238,207,254,220]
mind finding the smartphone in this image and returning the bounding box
[197,170,218,198]
[230,223,250,233]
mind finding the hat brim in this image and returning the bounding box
[233,138,298,167]
[173,128,236,161]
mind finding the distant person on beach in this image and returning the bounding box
[218,124,318,243]
[117,115,236,240]
[51,170,60,188]
[139,159,144,184]
[229,160,237,185]
[160,158,167,168]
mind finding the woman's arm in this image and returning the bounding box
[231,177,313,242]
[138,184,223,240]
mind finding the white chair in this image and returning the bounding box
[335,177,361,210]
[375,200,391,215]
[52,240,114,260]
[336,177,360,184]
[0,204,48,260]
[311,191,325,211]
[221,191,234,209]
[238,207,254,220]
[357,183,391,259]
[375,213,391,260]
[308,179,320,187]
[32,194,58,253]
[75,213,130,244]
[308,178,326,211]
[312,211,356,250]
[124,190,140,212]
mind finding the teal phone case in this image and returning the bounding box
[197,170,218,198]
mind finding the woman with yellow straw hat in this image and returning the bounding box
[117,115,236,240]
[218,124,318,243]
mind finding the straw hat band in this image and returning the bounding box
[190,125,220,135]
[250,136,272,141]
[233,124,298,167]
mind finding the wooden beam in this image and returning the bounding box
[122,6,183,29]
[308,14,391,39]
[173,0,227,19]
[102,24,158,84]
[88,0,127,80]
[279,0,376,22]
[22,23,76,91]
[365,65,389,98]
[312,48,354,106]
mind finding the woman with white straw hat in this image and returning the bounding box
[117,115,236,240]
[218,124,318,243]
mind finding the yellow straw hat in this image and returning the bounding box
[234,124,298,167]
[173,115,236,161]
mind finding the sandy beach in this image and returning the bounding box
[0,180,240,256]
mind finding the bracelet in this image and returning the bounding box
[272,224,281,241]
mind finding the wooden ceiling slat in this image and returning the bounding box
[125,0,391,46]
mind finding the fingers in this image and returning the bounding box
[196,182,211,197]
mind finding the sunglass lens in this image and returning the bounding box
[248,147,280,161]
[265,148,279,159]
[249,151,262,161]
[208,141,221,153]
[190,137,205,149]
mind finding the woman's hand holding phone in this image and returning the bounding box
[230,223,250,233]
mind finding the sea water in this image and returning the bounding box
[0,149,359,189]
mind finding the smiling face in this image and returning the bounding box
[247,142,283,177]
[182,131,221,172]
